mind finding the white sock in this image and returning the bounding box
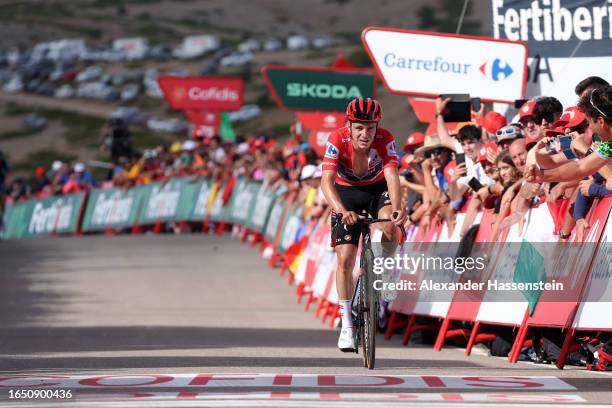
[339,300,353,329]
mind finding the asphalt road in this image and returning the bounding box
[0,234,610,407]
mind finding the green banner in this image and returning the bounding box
[186,178,212,221]
[264,66,375,111]
[209,182,231,222]
[1,192,85,239]
[246,183,271,232]
[228,179,261,225]
[264,198,287,242]
[81,186,146,231]
[278,204,304,253]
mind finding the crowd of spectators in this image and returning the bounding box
[1,76,610,243]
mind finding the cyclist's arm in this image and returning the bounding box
[383,166,402,212]
[321,170,346,213]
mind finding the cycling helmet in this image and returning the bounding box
[346,97,382,123]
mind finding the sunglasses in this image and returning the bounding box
[590,88,610,120]
[425,148,445,158]
[312,202,328,208]
[496,127,519,137]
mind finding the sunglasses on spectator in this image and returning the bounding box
[496,127,520,137]
[425,148,445,158]
[312,202,328,208]
[590,88,610,119]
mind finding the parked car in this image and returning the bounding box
[219,52,253,67]
[227,104,261,123]
[146,117,187,134]
[120,83,139,101]
[54,84,75,99]
[200,61,218,75]
[76,66,103,82]
[110,107,150,126]
[287,35,309,50]
[23,113,47,130]
[263,38,283,52]
[238,39,260,53]
[312,35,335,49]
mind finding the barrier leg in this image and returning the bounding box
[329,305,339,328]
[153,220,164,234]
[384,312,398,340]
[465,321,481,356]
[509,310,531,363]
[401,315,417,346]
[315,298,328,318]
[296,283,306,303]
[304,292,316,311]
[556,329,575,370]
[287,273,294,285]
[434,318,451,351]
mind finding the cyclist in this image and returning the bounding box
[321,97,406,352]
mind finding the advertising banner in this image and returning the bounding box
[491,0,612,108]
[1,193,85,239]
[81,186,145,231]
[248,185,275,232]
[158,77,244,111]
[361,27,528,103]
[296,112,346,158]
[261,65,375,112]
[186,111,220,139]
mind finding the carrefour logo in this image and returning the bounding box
[287,83,363,99]
[325,143,339,159]
[479,59,513,81]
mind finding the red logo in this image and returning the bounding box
[344,234,351,241]
[158,77,244,111]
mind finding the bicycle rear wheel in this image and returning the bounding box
[360,247,377,369]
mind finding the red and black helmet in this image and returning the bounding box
[346,97,382,123]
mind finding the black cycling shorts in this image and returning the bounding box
[331,179,391,247]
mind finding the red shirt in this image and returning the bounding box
[321,127,399,186]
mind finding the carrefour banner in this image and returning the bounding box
[81,186,146,231]
[491,0,612,107]
[261,65,375,112]
[362,27,528,103]
[1,192,85,239]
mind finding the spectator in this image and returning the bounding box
[575,76,609,98]
[0,150,9,224]
[31,166,50,194]
[104,118,133,162]
[526,85,611,183]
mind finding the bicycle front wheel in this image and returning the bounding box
[361,247,377,369]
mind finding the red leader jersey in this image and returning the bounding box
[321,127,399,186]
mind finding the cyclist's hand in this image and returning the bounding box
[391,208,406,226]
[339,210,360,225]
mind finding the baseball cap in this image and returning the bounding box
[399,154,416,171]
[553,106,587,129]
[170,141,182,153]
[236,142,250,155]
[300,164,322,181]
[477,142,497,163]
[403,132,425,150]
[74,162,85,172]
[182,140,197,151]
[544,126,565,137]
[518,100,536,120]
[480,111,507,134]
[51,160,63,172]
[35,166,46,177]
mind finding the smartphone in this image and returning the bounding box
[471,97,481,112]
[514,99,529,109]
[467,177,483,191]
[440,93,471,122]
[455,152,466,166]
[559,135,572,151]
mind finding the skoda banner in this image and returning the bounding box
[361,27,528,103]
[491,0,612,108]
[158,76,244,111]
[261,65,375,112]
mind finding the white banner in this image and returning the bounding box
[362,27,528,103]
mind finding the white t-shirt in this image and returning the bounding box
[453,140,494,187]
